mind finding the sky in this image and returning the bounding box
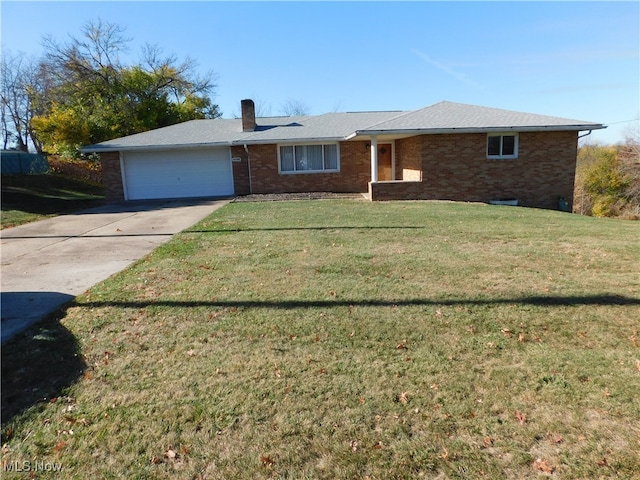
[1,1,638,145]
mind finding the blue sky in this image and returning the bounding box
[2,1,638,144]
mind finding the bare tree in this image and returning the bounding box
[1,51,46,151]
[280,98,310,116]
[40,19,130,105]
[139,43,219,117]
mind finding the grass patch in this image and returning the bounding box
[2,200,639,478]
[1,174,104,229]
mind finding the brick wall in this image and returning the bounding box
[244,141,371,194]
[377,131,579,209]
[230,145,251,195]
[395,136,423,181]
[100,151,124,201]
[100,131,578,210]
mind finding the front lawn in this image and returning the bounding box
[2,200,639,479]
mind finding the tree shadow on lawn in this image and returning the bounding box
[1,311,87,429]
[3,294,634,434]
[185,226,430,234]
[1,180,104,217]
[78,293,639,310]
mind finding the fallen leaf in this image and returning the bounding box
[482,436,494,448]
[596,457,609,467]
[186,349,195,357]
[547,433,563,444]
[518,333,525,342]
[260,455,275,467]
[53,441,67,453]
[532,458,555,474]
[396,340,407,350]
[164,448,176,460]
[515,410,527,424]
[350,440,359,452]
[398,391,410,404]
[373,441,384,450]
[501,328,512,338]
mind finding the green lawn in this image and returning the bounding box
[2,200,639,479]
[1,174,104,229]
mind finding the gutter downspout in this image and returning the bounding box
[578,130,593,139]
[243,144,253,194]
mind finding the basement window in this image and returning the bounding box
[487,133,518,159]
[279,144,340,173]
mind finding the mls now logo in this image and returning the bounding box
[4,460,63,472]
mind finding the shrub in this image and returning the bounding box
[574,138,639,219]
[47,155,102,185]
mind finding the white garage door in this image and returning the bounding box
[123,149,234,200]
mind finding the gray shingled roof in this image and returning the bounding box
[357,101,603,135]
[82,101,604,152]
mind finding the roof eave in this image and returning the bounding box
[81,141,233,154]
[356,124,606,137]
[232,136,348,146]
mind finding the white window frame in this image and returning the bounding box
[278,142,341,174]
[487,133,519,159]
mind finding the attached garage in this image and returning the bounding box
[122,148,234,200]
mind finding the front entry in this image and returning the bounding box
[377,144,393,181]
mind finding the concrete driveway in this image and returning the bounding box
[1,198,230,344]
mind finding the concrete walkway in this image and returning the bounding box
[1,198,230,344]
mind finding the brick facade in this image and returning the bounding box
[230,145,251,195]
[102,131,579,210]
[237,141,371,194]
[100,151,125,201]
[372,131,579,209]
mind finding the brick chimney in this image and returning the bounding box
[241,99,256,132]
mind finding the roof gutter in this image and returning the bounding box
[80,141,234,154]
[231,136,347,146]
[578,130,595,139]
[243,143,253,194]
[354,124,606,137]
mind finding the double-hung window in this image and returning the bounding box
[487,133,518,159]
[279,144,339,173]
